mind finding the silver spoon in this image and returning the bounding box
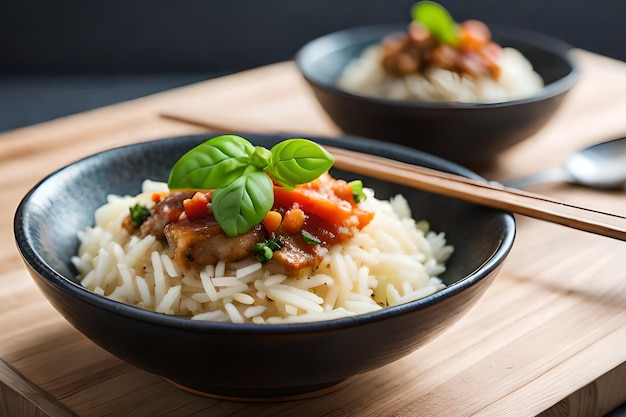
[503,136,626,189]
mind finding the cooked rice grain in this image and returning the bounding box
[337,45,543,103]
[72,180,453,323]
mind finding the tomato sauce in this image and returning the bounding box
[272,173,374,245]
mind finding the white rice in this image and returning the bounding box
[72,180,453,324]
[337,45,544,103]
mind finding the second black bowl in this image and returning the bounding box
[296,24,578,169]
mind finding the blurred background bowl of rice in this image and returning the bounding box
[14,133,515,401]
[295,23,578,170]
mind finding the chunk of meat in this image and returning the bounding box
[267,228,327,277]
[139,191,194,240]
[380,20,503,79]
[165,216,265,268]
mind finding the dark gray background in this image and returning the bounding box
[1,0,625,132]
[0,0,622,131]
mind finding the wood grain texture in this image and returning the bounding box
[2,52,626,416]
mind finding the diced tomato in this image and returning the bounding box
[459,20,491,51]
[262,210,282,234]
[283,208,306,234]
[183,192,211,221]
[478,41,503,79]
[151,192,168,204]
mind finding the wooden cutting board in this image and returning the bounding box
[2,50,626,417]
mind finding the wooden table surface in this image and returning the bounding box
[3,49,626,417]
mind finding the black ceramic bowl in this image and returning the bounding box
[14,133,515,401]
[295,24,578,169]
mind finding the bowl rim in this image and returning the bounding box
[14,133,516,336]
[295,22,579,109]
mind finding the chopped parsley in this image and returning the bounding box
[129,204,151,229]
[349,180,367,203]
[301,229,321,245]
[252,238,283,262]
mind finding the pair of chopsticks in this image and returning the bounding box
[159,112,626,242]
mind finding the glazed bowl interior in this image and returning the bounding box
[14,133,515,400]
[295,24,578,169]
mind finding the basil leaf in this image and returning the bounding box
[168,135,256,190]
[167,135,338,237]
[268,138,335,188]
[411,1,459,46]
[211,169,274,236]
[250,146,272,170]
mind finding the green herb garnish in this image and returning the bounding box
[252,238,283,262]
[129,204,151,228]
[348,179,367,203]
[301,230,321,245]
[168,135,335,237]
[411,1,460,46]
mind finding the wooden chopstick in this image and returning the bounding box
[328,146,626,241]
[159,112,626,241]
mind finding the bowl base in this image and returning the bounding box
[164,377,353,402]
